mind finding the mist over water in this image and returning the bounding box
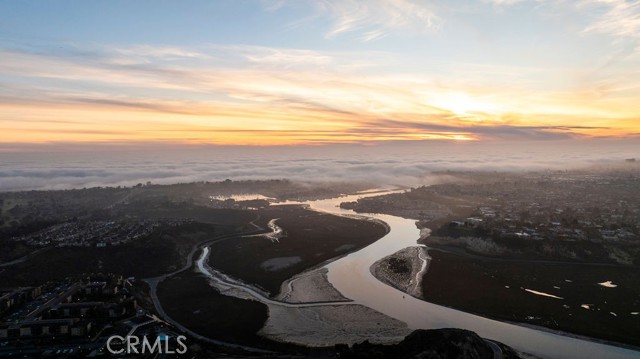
[1,139,638,191]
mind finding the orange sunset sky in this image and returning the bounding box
[1,0,639,149]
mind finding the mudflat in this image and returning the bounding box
[421,250,640,348]
[207,205,389,295]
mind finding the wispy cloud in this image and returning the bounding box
[242,47,334,67]
[360,30,389,42]
[0,42,638,146]
[484,0,527,5]
[283,0,442,41]
[482,0,639,41]
[582,0,640,39]
[372,119,610,140]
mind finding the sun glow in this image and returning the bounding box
[430,92,497,116]
[2,1,640,149]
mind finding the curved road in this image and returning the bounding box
[141,207,509,358]
[484,339,503,359]
[143,217,274,353]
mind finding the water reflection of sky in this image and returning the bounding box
[301,192,640,359]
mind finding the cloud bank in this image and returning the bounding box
[1,140,637,191]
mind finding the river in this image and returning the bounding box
[281,191,640,359]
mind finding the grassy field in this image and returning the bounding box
[421,250,640,347]
[156,270,273,347]
[207,205,388,295]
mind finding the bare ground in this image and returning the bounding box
[276,268,350,303]
[258,304,411,347]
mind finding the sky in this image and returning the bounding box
[1,0,639,150]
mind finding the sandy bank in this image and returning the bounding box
[276,267,350,303]
[370,246,429,298]
[199,247,411,347]
[258,304,411,347]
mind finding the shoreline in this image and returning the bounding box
[150,191,640,357]
[370,245,640,353]
[198,247,411,347]
[370,246,428,299]
[337,196,640,353]
[269,203,392,301]
[193,202,415,346]
[413,295,640,354]
[206,204,389,295]
[276,267,351,303]
[420,249,640,350]
[504,320,640,353]
[302,192,640,358]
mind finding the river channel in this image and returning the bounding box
[199,191,639,358]
[279,191,640,359]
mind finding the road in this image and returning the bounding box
[146,275,272,354]
[484,339,503,359]
[142,209,506,357]
[143,216,275,353]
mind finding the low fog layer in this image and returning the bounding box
[1,140,638,191]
